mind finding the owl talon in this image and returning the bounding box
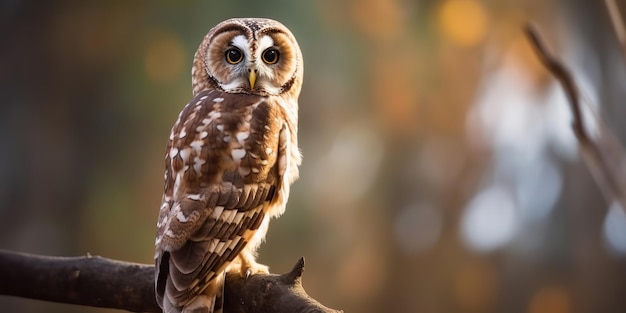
[239,256,270,278]
[245,269,252,280]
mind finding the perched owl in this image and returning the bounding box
[154,18,303,313]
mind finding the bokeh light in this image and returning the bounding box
[437,0,488,47]
[603,202,626,254]
[461,185,518,251]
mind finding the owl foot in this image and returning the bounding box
[243,261,269,280]
[230,250,269,279]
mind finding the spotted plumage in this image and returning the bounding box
[155,18,303,313]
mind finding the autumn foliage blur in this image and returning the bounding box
[1,1,626,313]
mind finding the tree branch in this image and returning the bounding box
[604,0,626,59]
[0,250,342,313]
[525,24,626,210]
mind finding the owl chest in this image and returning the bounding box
[168,100,281,187]
[217,108,280,183]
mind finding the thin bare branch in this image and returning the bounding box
[524,25,587,143]
[525,24,626,211]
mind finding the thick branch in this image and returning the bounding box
[0,250,157,312]
[0,250,341,313]
[525,24,626,210]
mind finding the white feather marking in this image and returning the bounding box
[187,194,202,201]
[213,97,224,103]
[169,148,179,158]
[265,147,273,154]
[228,237,241,250]
[231,35,249,51]
[208,238,219,252]
[215,241,225,254]
[251,168,260,174]
[231,148,246,162]
[190,140,204,150]
[220,209,236,223]
[178,129,187,139]
[200,95,208,100]
[220,78,247,91]
[236,131,249,142]
[232,211,244,225]
[207,111,221,120]
[165,230,175,238]
[258,35,274,52]
[226,238,240,254]
[221,238,232,250]
[179,148,190,162]
[193,156,205,175]
[156,216,167,227]
[173,173,182,198]
[278,155,287,176]
[211,206,224,219]
[279,127,289,144]
[176,211,189,222]
[261,85,282,94]
[216,124,224,132]
[200,131,208,139]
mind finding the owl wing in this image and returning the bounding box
[154,90,284,311]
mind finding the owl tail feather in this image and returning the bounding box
[180,273,225,313]
[181,295,217,313]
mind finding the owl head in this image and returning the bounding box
[192,18,303,98]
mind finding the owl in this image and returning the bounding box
[154,18,303,313]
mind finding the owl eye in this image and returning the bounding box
[225,48,243,64]
[261,48,279,64]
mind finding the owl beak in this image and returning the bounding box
[248,70,257,89]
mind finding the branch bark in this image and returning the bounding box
[0,250,341,313]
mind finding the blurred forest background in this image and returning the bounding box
[1,0,626,312]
